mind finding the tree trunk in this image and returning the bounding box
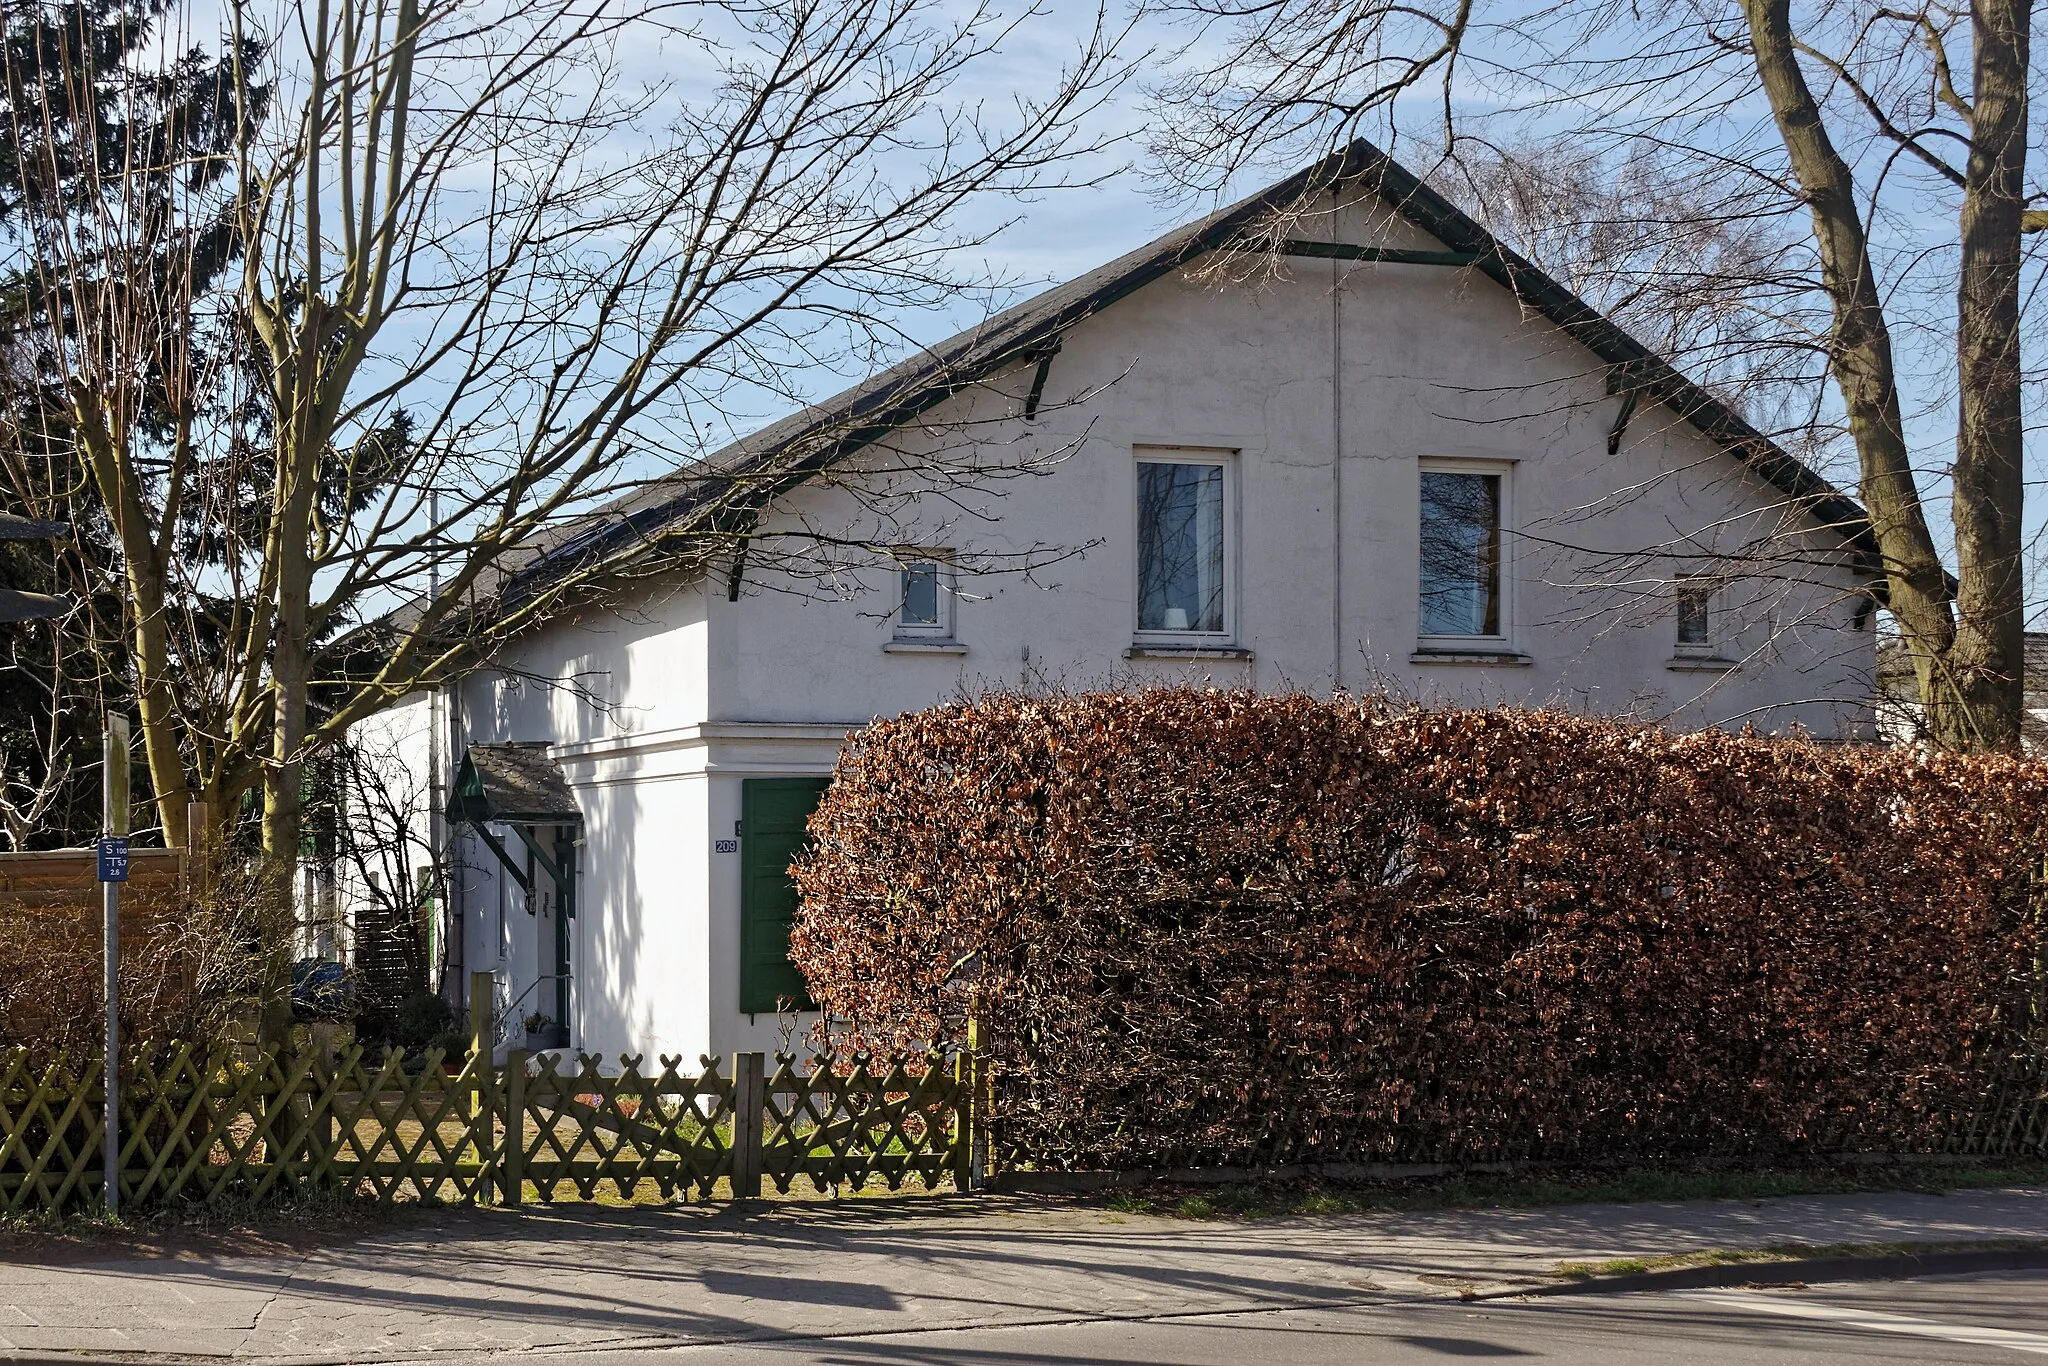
[257,704,304,1043]
[1939,0,2032,751]
[68,396,193,842]
[1741,0,2024,750]
[258,419,319,1041]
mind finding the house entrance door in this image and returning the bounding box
[739,777,831,1015]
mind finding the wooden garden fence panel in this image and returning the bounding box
[506,1050,739,1204]
[6,1033,2038,1218]
[759,1050,969,1196]
[0,1041,976,1216]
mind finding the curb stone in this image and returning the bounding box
[1483,1244,2048,1300]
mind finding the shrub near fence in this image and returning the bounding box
[0,849,195,1052]
[790,690,2048,1173]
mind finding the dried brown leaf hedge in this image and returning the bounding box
[0,887,194,1052]
[789,690,2048,1171]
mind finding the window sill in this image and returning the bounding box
[1125,644,1254,661]
[1410,647,1532,667]
[1666,655,1738,673]
[884,639,968,655]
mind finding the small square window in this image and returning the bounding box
[1136,455,1231,636]
[1419,468,1505,639]
[1676,576,1713,649]
[895,557,953,638]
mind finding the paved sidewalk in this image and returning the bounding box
[1,1185,2043,1362]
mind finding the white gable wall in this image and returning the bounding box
[716,225,1872,733]
[425,580,718,1059]
[648,208,1866,1061]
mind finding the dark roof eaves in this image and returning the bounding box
[1359,151,1880,566]
[506,139,1878,607]
[500,146,1382,598]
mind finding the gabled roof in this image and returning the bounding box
[503,138,1878,603]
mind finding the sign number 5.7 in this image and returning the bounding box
[97,835,130,883]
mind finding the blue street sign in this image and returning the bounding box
[97,836,130,883]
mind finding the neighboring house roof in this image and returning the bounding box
[1878,633,2048,690]
[1876,632,2048,746]
[0,512,72,624]
[494,137,1880,616]
[0,513,68,541]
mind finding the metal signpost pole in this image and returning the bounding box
[100,713,131,1216]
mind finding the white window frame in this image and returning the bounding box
[1416,457,1515,651]
[1673,573,1718,655]
[1133,447,1237,646]
[892,552,957,640]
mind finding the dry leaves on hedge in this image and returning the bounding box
[790,689,2048,1170]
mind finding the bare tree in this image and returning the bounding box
[1420,140,1826,432]
[1146,0,2040,751]
[1144,0,1473,195]
[0,511,119,847]
[319,730,438,1007]
[2,0,1121,1029]
[0,0,245,848]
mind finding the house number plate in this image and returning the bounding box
[714,839,739,854]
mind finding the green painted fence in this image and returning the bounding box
[0,1039,980,1216]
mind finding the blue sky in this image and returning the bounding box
[184,0,2045,618]
[782,0,2048,620]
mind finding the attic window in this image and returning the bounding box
[1676,575,1713,650]
[895,556,954,638]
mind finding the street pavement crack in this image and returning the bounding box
[245,1249,322,1355]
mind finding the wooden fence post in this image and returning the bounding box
[504,1049,526,1206]
[468,970,494,1060]
[468,970,494,1200]
[967,1017,989,1191]
[953,1022,976,1193]
[731,1052,764,1198]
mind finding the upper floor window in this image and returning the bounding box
[1419,465,1506,639]
[895,555,954,638]
[1675,575,1713,650]
[1136,452,1231,637]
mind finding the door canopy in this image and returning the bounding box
[447,742,581,909]
[448,742,581,826]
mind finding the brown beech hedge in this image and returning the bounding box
[788,690,2048,1170]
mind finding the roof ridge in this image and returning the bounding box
[501,137,1876,606]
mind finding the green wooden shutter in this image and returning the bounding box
[739,777,831,1014]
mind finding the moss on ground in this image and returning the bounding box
[1554,1237,2048,1280]
[1082,1160,2048,1222]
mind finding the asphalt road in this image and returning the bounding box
[472,1269,2048,1364]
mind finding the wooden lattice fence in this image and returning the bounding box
[0,1040,980,1216]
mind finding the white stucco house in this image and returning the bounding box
[347,140,1884,1064]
